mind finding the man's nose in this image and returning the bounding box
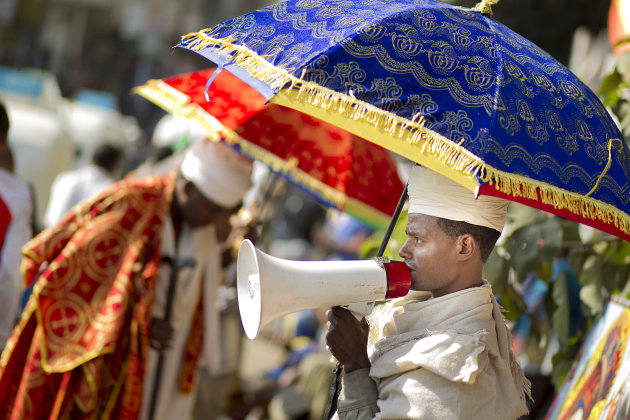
[398,240,410,259]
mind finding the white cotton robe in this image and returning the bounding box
[139,217,223,420]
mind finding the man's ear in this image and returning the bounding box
[456,234,476,261]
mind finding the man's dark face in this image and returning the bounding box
[398,213,460,297]
[174,178,235,235]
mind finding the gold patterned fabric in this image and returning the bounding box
[135,68,405,229]
[179,0,630,242]
[0,173,175,419]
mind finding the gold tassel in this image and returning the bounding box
[585,138,623,197]
[473,0,501,16]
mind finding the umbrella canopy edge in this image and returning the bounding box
[178,32,630,242]
[134,79,393,230]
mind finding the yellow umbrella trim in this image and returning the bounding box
[134,80,393,230]
[178,31,630,238]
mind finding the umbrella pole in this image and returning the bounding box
[252,171,287,237]
[376,185,407,257]
[259,172,281,210]
[263,170,280,198]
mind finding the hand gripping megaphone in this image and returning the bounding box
[236,239,412,339]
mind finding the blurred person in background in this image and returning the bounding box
[131,113,209,180]
[265,185,327,261]
[234,309,332,420]
[0,101,32,350]
[44,142,123,227]
[265,309,335,420]
[0,139,253,420]
[314,210,374,261]
[0,102,15,172]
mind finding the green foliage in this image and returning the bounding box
[599,51,630,145]
[485,203,630,389]
[550,334,583,388]
[501,218,563,279]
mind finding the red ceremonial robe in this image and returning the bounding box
[0,172,203,419]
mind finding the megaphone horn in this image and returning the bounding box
[236,239,411,339]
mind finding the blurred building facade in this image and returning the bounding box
[0,0,276,130]
[1,1,611,126]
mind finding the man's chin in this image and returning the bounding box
[408,273,422,290]
[409,282,425,292]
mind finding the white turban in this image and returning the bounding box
[180,140,253,208]
[408,165,509,232]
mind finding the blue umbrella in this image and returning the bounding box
[178,0,630,242]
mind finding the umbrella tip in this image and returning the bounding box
[473,0,500,16]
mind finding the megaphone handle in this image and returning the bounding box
[343,301,374,319]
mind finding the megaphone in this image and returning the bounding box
[236,239,412,339]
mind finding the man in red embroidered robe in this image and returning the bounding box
[0,139,253,420]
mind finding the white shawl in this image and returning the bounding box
[366,282,531,419]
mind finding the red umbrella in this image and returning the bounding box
[135,68,405,229]
[609,0,630,55]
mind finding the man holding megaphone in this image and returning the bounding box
[325,165,532,420]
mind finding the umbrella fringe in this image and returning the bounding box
[302,89,630,236]
[489,171,630,236]
[179,31,630,238]
[180,31,440,144]
[420,131,629,236]
[181,31,293,91]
